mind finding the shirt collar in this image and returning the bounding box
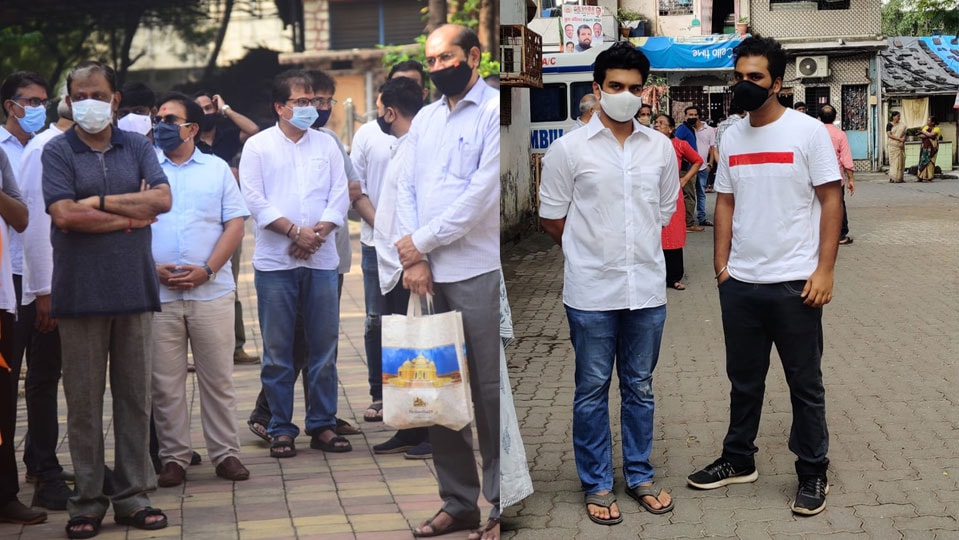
[64,125,126,153]
[441,76,491,110]
[585,112,647,140]
[159,147,208,166]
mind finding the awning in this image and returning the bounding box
[626,35,744,71]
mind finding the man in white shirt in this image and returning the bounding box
[17,96,75,511]
[239,69,350,457]
[539,42,678,527]
[569,94,599,132]
[687,36,842,518]
[395,25,500,539]
[350,61,431,458]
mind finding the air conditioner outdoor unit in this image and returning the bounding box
[796,56,829,78]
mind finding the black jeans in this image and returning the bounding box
[1,311,21,505]
[840,186,850,239]
[12,275,64,481]
[718,277,829,475]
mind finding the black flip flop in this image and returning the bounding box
[114,507,168,530]
[66,515,102,539]
[310,427,352,453]
[247,420,272,443]
[364,401,383,422]
[270,437,297,458]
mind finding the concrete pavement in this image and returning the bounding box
[501,173,959,539]
[1,221,488,540]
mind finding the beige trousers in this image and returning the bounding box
[151,294,240,467]
[888,143,905,181]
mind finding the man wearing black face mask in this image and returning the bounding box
[395,24,500,539]
[687,36,842,518]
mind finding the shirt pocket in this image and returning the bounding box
[447,140,482,180]
[306,156,332,196]
[634,166,665,204]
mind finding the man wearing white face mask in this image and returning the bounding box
[539,42,679,526]
[239,69,350,457]
[117,82,157,142]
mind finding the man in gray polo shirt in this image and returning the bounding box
[42,61,172,538]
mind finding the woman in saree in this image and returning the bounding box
[916,116,940,182]
[886,112,907,183]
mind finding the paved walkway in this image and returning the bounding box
[2,221,486,540]
[502,173,959,538]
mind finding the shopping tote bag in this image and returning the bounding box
[381,294,473,430]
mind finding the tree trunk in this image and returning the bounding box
[479,0,497,58]
[203,0,235,81]
[427,0,447,34]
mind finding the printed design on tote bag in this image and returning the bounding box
[385,346,462,388]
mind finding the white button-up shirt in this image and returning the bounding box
[396,78,500,283]
[539,114,679,311]
[240,125,349,272]
[153,149,249,303]
[19,124,62,306]
[373,134,410,295]
[350,119,395,247]
[0,125,27,275]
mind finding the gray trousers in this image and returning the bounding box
[428,270,501,521]
[60,313,156,519]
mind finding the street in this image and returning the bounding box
[502,173,959,539]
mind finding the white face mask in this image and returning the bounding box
[72,99,114,134]
[599,90,643,123]
[117,113,153,136]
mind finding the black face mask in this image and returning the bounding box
[430,60,473,97]
[731,80,774,112]
[312,109,332,130]
[684,117,698,127]
[200,113,218,131]
[376,113,392,136]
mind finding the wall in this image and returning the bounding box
[502,88,536,243]
[303,0,332,51]
[752,0,881,38]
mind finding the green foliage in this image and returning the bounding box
[615,8,647,28]
[882,0,959,36]
[449,0,481,29]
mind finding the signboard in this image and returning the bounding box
[560,5,603,54]
[629,35,741,70]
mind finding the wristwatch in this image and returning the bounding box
[202,263,216,282]
[221,104,231,117]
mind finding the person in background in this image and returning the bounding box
[0,135,39,527]
[570,94,599,132]
[793,101,807,114]
[150,92,251,488]
[916,115,940,182]
[193,91,260,365]
[117,82,156,140]
[17,94,75,512]
[885,111,906,183]
[818,104,855,246]
[652,113,701,291]
[677,105,716,227]
[636,104,653,127]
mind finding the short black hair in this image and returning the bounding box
[793,101,806,109]
[818,104,837,124]
[119,82,156,109]
[593,42,650,86]
[684,105,701,115]
[445,25,481,56]
[577,24,591,36]
[309,70,336,94]
[380,77,424,119]
[927,115,937,125]
[388,60,426,88]
[271,69,313,116]
[67,61,117,95]
[889,111,900,119]
[192,90,214,101]
[1,71,48,112]
[732,36,787,85]
[157,91,204,125]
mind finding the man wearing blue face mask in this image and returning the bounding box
[539,41,679,526]
[239,69,350,458]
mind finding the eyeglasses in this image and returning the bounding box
[287,97,337,108]
[153,114,192,127]
[11,96,48,108]
[425,52,461,68]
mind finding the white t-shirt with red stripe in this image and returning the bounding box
[715,108,841,284]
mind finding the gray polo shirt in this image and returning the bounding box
[41,126,168,318]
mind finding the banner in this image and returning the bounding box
[560,5,603,54]
[628,35,743,70]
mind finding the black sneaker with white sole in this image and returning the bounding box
[687,457,759,489]
[791,474,829,516]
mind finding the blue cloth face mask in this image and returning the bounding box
[13,102,46,134]
[153,122,185,153]
[285,106,318,131]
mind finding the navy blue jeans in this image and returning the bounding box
[696,168,708,223]
[718,277,829,474]
[565,304,666,494]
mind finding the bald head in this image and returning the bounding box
[425,24,481,101]
[579,94,599,123]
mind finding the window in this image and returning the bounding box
[569,82,595,120]
[530,83,569,123]
[804,86,831,119]
[659,0,694,16]
[329,0,422,49]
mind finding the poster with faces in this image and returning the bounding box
[560,5,603,54]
